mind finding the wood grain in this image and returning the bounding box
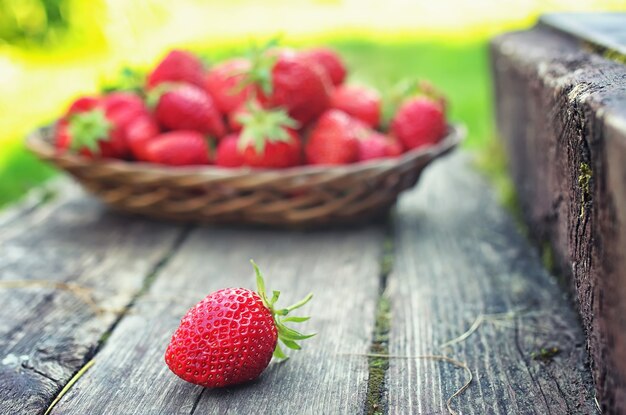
[51,225,384,415]
[491,22,626,412]
[0,180,187,415]
[384,154,597,414]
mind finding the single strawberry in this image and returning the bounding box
[241,130,302,168]
[66,95,100,116]
[357,132,403,161]
[56,93,149,159]
[330,85,381,128]
[204,58,254,114]
[142,131,212,166]
[236,102,302,168]
[215,134,245,167]
[103,92,153,159]
[241,44,331,126]
[126,115,160,161]
[146,49,205,90]
[151,83,225,138]
[55,109,124,158]
[165,261,313,388]
[102,92,146,114]
[301,47,347,86]
[391,97,446,150]
[305,109,359,165]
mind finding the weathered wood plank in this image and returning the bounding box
[384,154,597,414]
[0,180,187,415]
[52,226,384,414]
[491,22,626,412]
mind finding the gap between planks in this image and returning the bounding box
[42,226,194,415]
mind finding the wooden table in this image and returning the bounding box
[0,153,597,414]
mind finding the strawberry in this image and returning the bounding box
[102,92,145,114]
[142,131,212,166]
[330,85,381,128]
[146,49,205,90]
[235,102,302,168]
[305,109,359,165]
[391,97,446,150]
[56,93,152,159]
[238,101,302,168]
[241,130,302,168]
[66,95,99,116]
[165,261,313,388]
[301,47,346,86]
[55,109,117,158]
[204,58,254,114]
[215,134,245,167]
[126,115,160,161]
[242,45,331,126]
[151,83,225,138]
[357,131,403,161]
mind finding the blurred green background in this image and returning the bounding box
[0,0,622,207]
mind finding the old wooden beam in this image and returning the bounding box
[491,15,626,413]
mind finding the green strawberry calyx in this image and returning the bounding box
[251,260,314,361]
[237,100,298,154]
[68,109,112,153]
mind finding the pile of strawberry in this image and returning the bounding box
[54,45,448,168]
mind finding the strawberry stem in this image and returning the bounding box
[237,37,282,96]
[250,260,314,361]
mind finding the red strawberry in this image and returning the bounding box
[55,109,124,158]
[357,132,403,161]
[244,47,330,126]
[215,134,245,167]
[204,58,253,114]
[235,102,302,168]
[143,131,212,166]
[165,261,313,388]
[146,49,205,90]
[66,96,99,116]
[330,85,381,128]
[56,93,150,159]
[391,97,446,150]
[301,47,346,86]
[305,109,359,165]
[126,115,160,161]
[102,92,145,114]
[241,130,302,168]
[152,83,225,138]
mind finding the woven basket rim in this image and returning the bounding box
[26,123,465,179]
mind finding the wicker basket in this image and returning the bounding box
[26,124,464,227]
